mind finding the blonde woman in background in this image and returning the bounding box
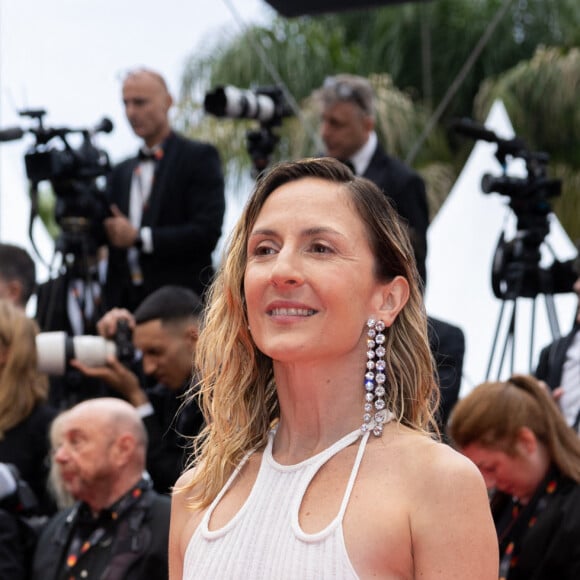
[0,299,57,514]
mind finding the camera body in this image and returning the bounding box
[2,109,114,253]
[20,109,112,183]
[36,319,135,376]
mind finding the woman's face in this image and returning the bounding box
[244,177,386,364]
[460,438,548,503]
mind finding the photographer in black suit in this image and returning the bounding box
[104,68,225,311]
[314,74,429,285]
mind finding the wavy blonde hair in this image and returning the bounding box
[0,299,48,438]
[182,157,438,508]
[448,373,580,483]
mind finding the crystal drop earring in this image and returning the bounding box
[361,317,389,436]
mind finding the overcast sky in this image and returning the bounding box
[0,0,273,268]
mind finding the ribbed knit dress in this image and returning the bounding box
[183,428,371,579]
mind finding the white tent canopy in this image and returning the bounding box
[425,100,577,396]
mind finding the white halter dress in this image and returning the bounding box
[182,427,373,579]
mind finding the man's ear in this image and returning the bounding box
[165,93,174,112]
[375,276,409,327]
[112,433,136,467]
[363,114,375,135]
[184,324,199,352]
[5,280,23,306]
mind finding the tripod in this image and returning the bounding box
[36,218,104,336]
[485,230,562,380]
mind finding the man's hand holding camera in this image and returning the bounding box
[70,308,149,408]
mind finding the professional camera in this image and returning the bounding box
[36,319,135,376]
[0,109,113,252]
[204,85,294,175]
[204,85,292,126]
[452,117,562,300]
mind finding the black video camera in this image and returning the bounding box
[0,109,114,256]
[452,117,563,300]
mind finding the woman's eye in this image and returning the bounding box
[253,244,276,256]
[311,243,333,254]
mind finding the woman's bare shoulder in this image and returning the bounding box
[369,426,498,579]
[372,424,486,495]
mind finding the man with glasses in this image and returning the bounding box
[315,74,429,284]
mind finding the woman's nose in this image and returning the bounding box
[269,250,304,288]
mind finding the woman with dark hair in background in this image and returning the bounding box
[169,157,497,579]
[449,373,580,580]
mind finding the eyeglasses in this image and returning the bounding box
[322,76,371,115]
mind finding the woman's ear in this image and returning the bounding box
[516,426,538,455]
[376,276,410,327]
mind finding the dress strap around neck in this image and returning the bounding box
[266,427,364,470]
[337,430,370,520]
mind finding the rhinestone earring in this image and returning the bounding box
[362,318,389,436]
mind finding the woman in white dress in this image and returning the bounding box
[169,157,498,579]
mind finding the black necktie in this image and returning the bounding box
[138,147,162,161]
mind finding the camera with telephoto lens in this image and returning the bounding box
[36,319,135,376]
[204,85,293,126]
[204,85,294,175]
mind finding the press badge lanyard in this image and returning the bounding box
[497,470,558,580]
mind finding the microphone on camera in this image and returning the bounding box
[91,117,114,136]
[0,126,25,142]
[451,118,498,143]
[451,117,528,159]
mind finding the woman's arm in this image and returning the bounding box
[410,444,499,579]
[169,469,197,580]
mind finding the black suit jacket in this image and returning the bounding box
[0,509,29,580]
[32,488,170,580]
[363,143,429,284]
[491,474,580,580]
[427,316,465,430]
[36,274,106,335]
[0,404,58,516]
[535,326,578,390]
[144,381,204,494]
[105,131,225,309]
